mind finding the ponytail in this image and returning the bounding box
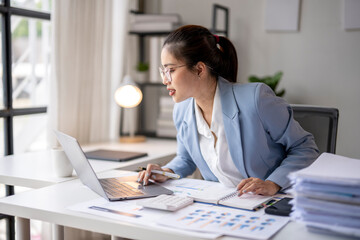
[163,25,238,83]
[215,35,238,83]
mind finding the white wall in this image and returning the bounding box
[161,0,360,158]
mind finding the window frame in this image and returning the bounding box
[0,1,50,240]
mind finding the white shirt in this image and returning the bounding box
[194,84,244,187]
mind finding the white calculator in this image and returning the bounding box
[138,194,194,211]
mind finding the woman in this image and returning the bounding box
[138,25,319,196]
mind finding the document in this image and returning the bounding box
[157,204,289,240]
[161,178,273,210]
[69,198,288,240]
[290,153,360,238]
[289,152,360,185]
[68,198,220,239]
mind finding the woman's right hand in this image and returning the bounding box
[137,163,173,185]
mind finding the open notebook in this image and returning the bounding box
[217,191,273,210]
[161,178,273,210]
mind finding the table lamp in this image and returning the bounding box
[114,75,146,143]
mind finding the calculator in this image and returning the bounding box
[138,194,194,211]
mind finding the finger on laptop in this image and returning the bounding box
[143,163,158,185]
[137,170,145,183]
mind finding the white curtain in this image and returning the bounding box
[48,0,129,145]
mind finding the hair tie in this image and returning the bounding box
[213,34,224,53]
[214,34,220,43]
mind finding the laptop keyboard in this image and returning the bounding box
[100,179,144,198]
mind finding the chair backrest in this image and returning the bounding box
[291,104,339,154]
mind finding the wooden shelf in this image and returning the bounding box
[129,31,172,36]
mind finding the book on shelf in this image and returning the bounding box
[161,178,273,211]
[130,22,180,33]
[157,106,174,120]
[156,95,176,138]
[149,37,166,83]
[157,119,175,128]
[130,13,181,24]
[156,127,177,138]
[156,117,176,138]
[158,106,173,115]
[159,95,174,107]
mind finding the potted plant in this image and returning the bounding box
[135,62,149,83]
[248,71,285,97]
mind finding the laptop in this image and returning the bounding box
[54,130,173,201]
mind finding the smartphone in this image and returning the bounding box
[265,197,293,216]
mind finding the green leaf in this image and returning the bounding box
[248,71,285,97]
[136,62,149,72]
[276,89,285,97]
[248,76,260,82]
[273,71,283,82]
[272,71,283,89]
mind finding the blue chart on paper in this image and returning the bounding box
[158,204,289,240]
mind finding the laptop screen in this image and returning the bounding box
[54,130,108,199]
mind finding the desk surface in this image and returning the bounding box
[0,170,348,240]
[0,138,177,188]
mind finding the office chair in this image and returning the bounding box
[291,104,339,154]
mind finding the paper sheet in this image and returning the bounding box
[158,204,289,240]
[290,152,360,238]
[160,178,234,203]
[68,198,220,239]
[290,153,360,185]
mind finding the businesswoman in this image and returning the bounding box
[138,25,319,196]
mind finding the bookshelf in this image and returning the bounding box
[138,82,176,139]
[129,31,171,66]
[127,31,175,139]
[125,4,229,139]
[126,11,181,139]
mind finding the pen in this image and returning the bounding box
[138,167,180,179]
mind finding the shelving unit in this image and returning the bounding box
[125,4,230,139]
[129,31,171,65]
[126,30,174,139]
[138,82,168,138]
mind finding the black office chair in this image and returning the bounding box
[291,104,339,154]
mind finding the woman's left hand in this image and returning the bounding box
[236,177,280,196]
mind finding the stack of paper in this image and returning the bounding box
[289,153,360,238]
[130,13,181,33]
[156,96,176,138]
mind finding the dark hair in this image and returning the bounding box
[163,25,238,83]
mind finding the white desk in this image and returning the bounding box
[0,139,177,239]
[0,138,177,188]
[0,170,349,240]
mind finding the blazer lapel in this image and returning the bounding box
[218,78,248,178]
[182,98,207,169]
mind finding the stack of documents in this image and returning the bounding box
[289,153,360,238]
[130,13,181,33]
[156,96,177,137]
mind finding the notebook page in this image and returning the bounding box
[160,178,235,203]
[218,193,273,210]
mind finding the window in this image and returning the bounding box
[0,1,51,239]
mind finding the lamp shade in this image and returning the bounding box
[114,75,143,108]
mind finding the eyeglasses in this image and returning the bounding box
[159,65,186,83]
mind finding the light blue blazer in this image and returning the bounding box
[164,77,319,189]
